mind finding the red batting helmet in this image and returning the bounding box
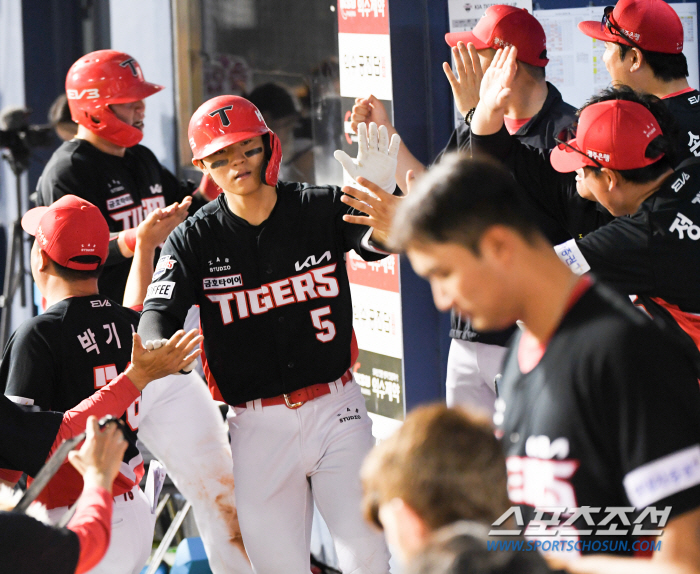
[188,95,283,186]
[65,50,164,148]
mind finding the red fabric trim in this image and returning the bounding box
[199,329,226,402]
[518,277,593,373]
[129,304,144,312]
[661,87,696,99]
[67,486,113,574]
[650,297,700,354]
[504,116,532,135]
[235,372,353,408]
[0,469,22,484]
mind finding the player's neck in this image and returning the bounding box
[643,75,689,99]
[518,247,582,344]
[76,126,127,157]
[223,185,278,226]
[504,75,548,120]
[42,277,100,309]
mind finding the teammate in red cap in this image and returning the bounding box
[471,46,700,366]
[138,95,400,573]
[34,50,251,574]
[352,4,576,416]
[578,0,700,165]
[0,195,202,573]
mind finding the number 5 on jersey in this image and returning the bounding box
[310,306,336,342]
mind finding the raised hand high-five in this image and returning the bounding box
[334,122,401,194]
[443,41,484,118]
[472,45,519,136]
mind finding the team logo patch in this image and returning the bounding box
[107,194,134,211]
[203,274,243,290]
[145,281,175,301]
[153,255,176,280]
[586,149,610,163]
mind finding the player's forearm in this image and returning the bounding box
[67,484,113,574]
[122,240,157,309]
[470,100,506,136]
[107,233,133,265]
[55,373,141,452]
[137,309,181,341]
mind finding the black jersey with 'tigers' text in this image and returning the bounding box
[36,139,198,302]
[1,295,143,508]
[140,182,389,406]
[496,282,700,555]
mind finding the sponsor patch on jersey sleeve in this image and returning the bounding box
[554,239,590,275]
[106,193,135,211]
[623,444,700,508]
[152,255,177,280]
[145,281,175,301]
[203,274,243,290]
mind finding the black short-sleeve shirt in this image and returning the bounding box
[497,282,700,554]
[140,182,388,406]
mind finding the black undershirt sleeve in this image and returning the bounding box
[137,310,181,341]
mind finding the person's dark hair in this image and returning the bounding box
[389,155,543,253]
[520,61,545,81]
[617,44,688,82]
[580,85,678,183]
[407,521,556,574]
[247,83,298,121]
[48,94,74,126]
[50,256,103,282]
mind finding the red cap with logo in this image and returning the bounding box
[550,100,664,173]
[578,0,683,54]
[445,5,549,67]
[21,195,110,270]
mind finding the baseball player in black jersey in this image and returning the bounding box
[35,50,250,573]
[0,195,201,574]
[138,95,401,573]
[391,154,700,571]
[577,0,700,167]
[471,48,700,362]
[352,6,577,416]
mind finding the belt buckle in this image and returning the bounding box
[283,393,305,409]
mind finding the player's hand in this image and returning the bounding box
[478,45,517,115]
[334,123,401,195]
[126,330,203,390]
[341,176,401,248]
[443,42,483,117]
[68,416,128,493]
[136,197,192,250]
[350,95,393,134]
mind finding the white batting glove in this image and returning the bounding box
[334,122,401,194]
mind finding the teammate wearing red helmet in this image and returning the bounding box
[33,51,250,574]
[138,95,400,573]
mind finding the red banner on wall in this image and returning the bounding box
[337,0,390,34]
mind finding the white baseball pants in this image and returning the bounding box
[139,371,251,574]
[48,486,154,574]
[445,339,507,415]
[227,379,391,574]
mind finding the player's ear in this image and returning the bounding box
[601,168,618,192]
[479,225,516,266]
[629,47,643,72]
[192,158,206,172]
[38,248,52,272]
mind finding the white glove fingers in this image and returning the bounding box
[357,122,369,155]
[378,125,389,153]
[388,134,401,159]
[368,122,379,151]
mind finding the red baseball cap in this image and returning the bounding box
[550,100,664,173]
[21,195,109,270]
[578,0,683,54]
[445,5,549,67]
